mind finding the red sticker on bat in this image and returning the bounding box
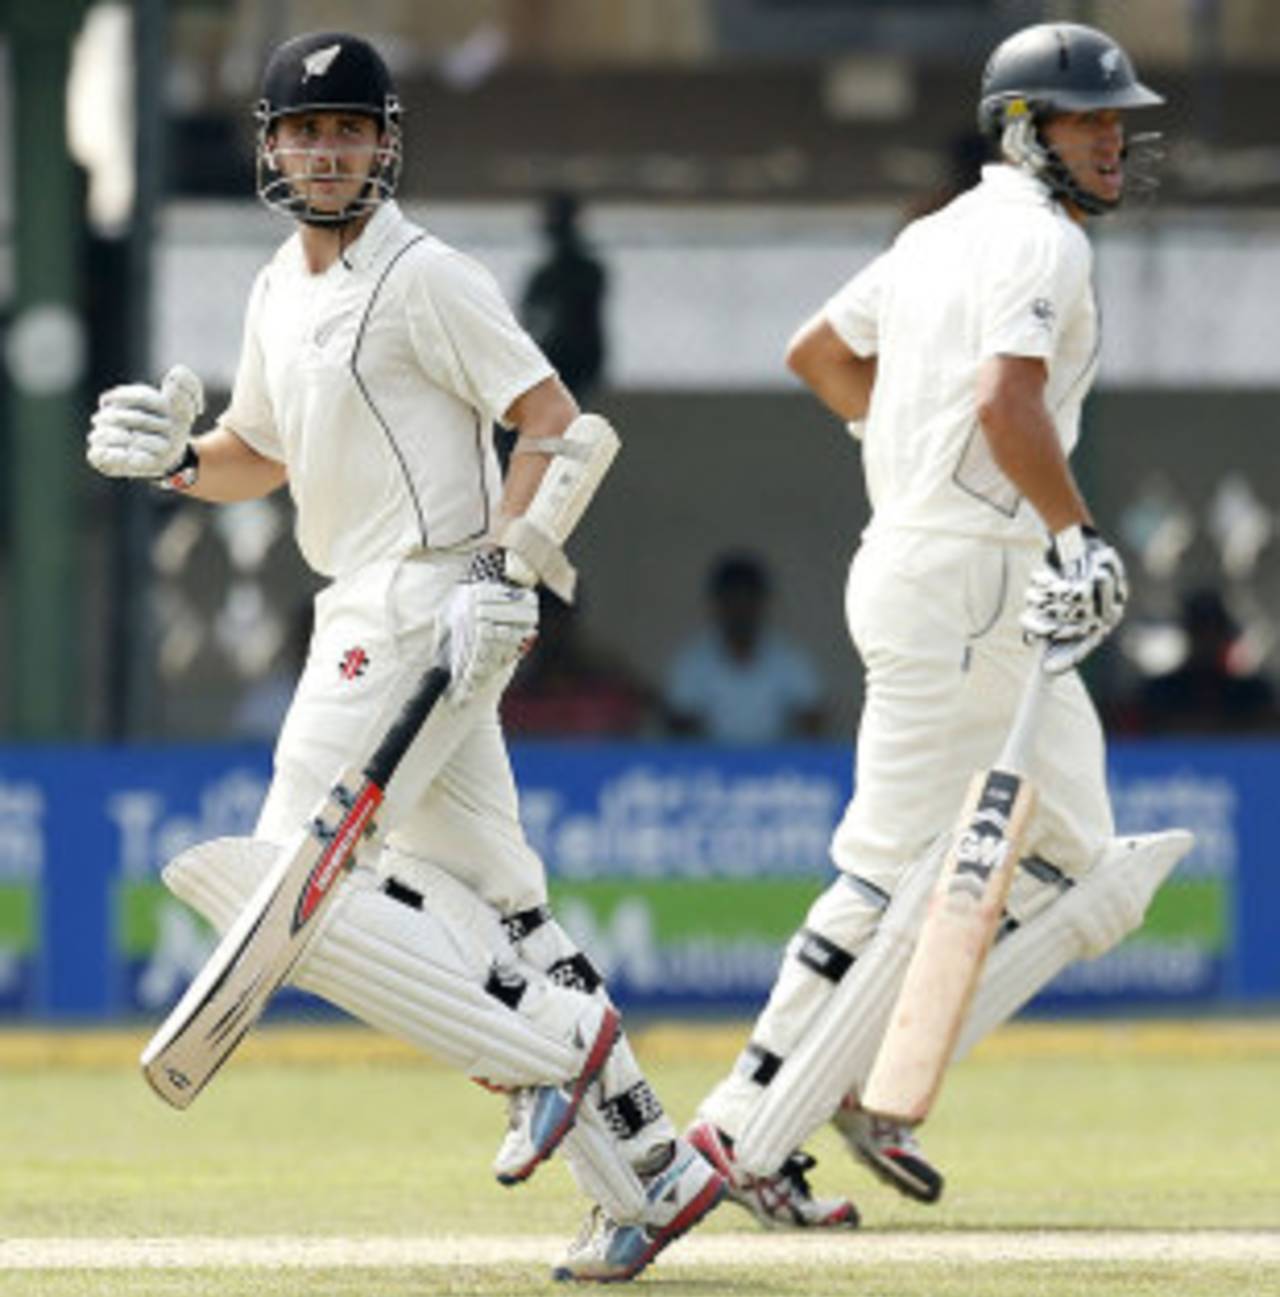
[292,783,383,932]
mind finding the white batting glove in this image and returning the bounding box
[87,364,205,480]
[1020,524,1128,675]
[440,552,539,704]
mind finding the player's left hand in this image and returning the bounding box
[440,559,539,704]
[1020,524,1127,675]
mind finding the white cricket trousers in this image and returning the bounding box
[830,526,1114,892]
[255,552,548,914]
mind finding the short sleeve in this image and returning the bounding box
[824,250,892,358]
[220,269,284,461]
[407,249,554,427]
[979,219,1091,360]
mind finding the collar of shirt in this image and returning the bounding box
[337,199,405,271]
[280,199,406,276]
[978,162,1055,206]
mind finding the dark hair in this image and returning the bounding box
[708,552,769,599]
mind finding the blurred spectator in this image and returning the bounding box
[664,552,824,743]
[520,190,607,401]
[503,589,653,737]
[1128,589,1278,734]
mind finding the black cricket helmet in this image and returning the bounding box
[978,23,1164,215]
[255,32,402,225]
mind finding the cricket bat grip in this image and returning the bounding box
[364,665,452,789]
[996,645,1050,777]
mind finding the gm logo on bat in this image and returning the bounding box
[949,773,1022,903]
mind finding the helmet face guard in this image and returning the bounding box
[978,23,1164,215]
[254,32,402,227]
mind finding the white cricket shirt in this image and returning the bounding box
[222,201,553,578]
[825,164,1098,546]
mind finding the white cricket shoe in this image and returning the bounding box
[832,1096,944,1204]
[685,1117,859,1230]
[551,1136,726,1282]
[492,1004,621,1186]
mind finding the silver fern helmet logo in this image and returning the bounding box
[1099,47,1122,80]
[302,43,342,81]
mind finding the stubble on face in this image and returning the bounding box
[1042,110,1126,212]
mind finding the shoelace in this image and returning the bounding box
[571,1205,606,1250]
[505,1089,531,1132]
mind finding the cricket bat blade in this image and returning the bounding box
[860,765,1036,1125]
[140,664,450,1108]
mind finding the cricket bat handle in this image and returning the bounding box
[996,644,1049,775]
[365,666,451,789]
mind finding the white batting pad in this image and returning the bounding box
[507,908,677,1171]
[734,839,946,1176]
[954,830,1193,1059]
[698,874,886,1141]
[560,1099,649,1222]
[164,837,591,1087]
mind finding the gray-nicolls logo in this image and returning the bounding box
[302,44,342,81]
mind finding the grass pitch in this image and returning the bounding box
[1,1019,1277,1295]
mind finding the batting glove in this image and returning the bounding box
[87,364,204,482]
[440,550,539,704]
[1020,524,1128,675]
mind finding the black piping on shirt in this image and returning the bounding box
[349,234,431,547]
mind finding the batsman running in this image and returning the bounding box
[684,22,1193,1225]
[86,31,722,1281]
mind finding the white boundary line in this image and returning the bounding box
[2,1232,1277,1270]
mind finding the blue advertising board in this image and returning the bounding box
[0,739,1274,1020]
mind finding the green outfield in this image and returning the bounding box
[1,1019,1278,1296]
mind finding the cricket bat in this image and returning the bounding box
[141,664,450,1109]
[860,651,1048,1125]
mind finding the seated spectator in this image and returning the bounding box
[502,590,653,737]
[1134,589,1278,734]
[664,552,824,743]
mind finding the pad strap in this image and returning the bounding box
[735,1041,783,1086]
[502,904,553,943]
[512,436,595,461]
[599,1080,665,1141]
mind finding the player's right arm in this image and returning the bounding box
[88,269,287,501]
[785,316,877,423]
[183,425,288,502]
[86,366,286,502]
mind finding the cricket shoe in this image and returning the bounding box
[684,1117,859,1230]
[492,1004,621,1186]
[551,1135,727,1282]
[832,1096,944,1204]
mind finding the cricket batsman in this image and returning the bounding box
[684,22,1194,1224]
[86,30,723,1280]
